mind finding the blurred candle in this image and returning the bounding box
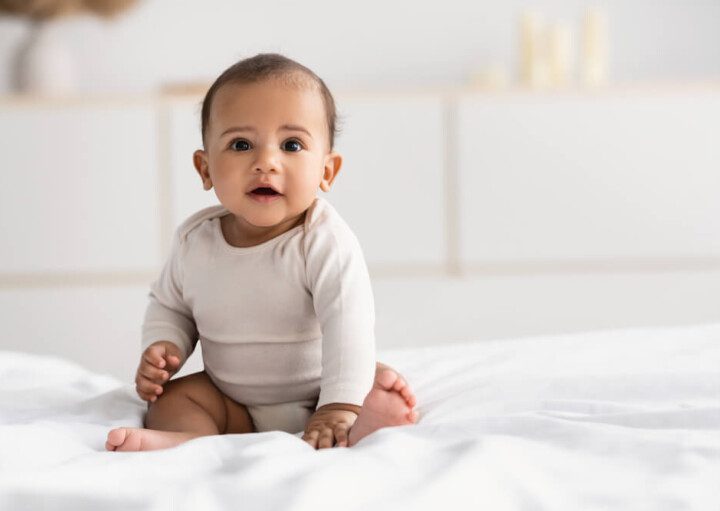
[582,8,608,87]
[548,22,572,88]
[520,11,548,88]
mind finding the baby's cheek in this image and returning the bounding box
[288,179,319,206]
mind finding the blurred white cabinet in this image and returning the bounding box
[1,89,719,376]
[3,91,719,275]
[329,94,446,266]
[165,96,220,234]
[0,286,149,380]
[0,101,162,272]
[457,92,720,264]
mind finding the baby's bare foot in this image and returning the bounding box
[348,369,419,446]
[105,427,201,452]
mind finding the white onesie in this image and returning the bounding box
[141,197,376,433]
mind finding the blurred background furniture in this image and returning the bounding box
[1,85,718,380]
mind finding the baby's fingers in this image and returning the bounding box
[143,345,168,369]
[135,374,164,402]
[316,427,335,449]
[333,423,350,448]
[302,427,335,449]
[302,429,319,449]
[138,363,170,384]
[166,354,181,369]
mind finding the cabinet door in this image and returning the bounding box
[329,95,446,266]
[457,92,720,264]
[0,101,162,272]
[165,96,219,236]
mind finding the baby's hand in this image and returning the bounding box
[302,403,360,449]
[135,341,183,403]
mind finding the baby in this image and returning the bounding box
[106,53,417,452]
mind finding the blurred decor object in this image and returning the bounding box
[547,22,572,88]
[11,19,77,95]
[0,0,139,95]
[517,10,610,90]
[519,11,549,89]
[581,8,608,87]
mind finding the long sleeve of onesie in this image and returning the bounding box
[304,207,376,409]
[141,226,199,360]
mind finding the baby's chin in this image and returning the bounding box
[223,197,312,231]
[242,213,287,229]
[241,208,303,231]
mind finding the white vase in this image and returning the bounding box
[14,20,77,95]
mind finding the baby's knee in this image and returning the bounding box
[172,371,222,397]
[157,372,226,412]
[146,371,230,431]
[162,371,209,393]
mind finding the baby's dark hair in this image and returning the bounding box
[200,53,339,150]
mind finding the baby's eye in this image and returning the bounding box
[282,139,303,152]
[230,139,251,151]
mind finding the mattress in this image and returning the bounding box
[1,323,718,510]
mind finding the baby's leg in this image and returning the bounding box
[347,362,419,447]
[106,371,254,452]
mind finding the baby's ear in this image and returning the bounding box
[319,152,342,192]
[193,150,212,190]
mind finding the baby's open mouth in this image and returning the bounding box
[251,187,280,196]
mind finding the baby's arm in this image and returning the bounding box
[303,209,377,448]
[138,225,198,401]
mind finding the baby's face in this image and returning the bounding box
[194,79,340,230]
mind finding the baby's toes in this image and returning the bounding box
[407,410,420,423]
[399,386,417,408]
[106,428,127,451]
[390,376,415,406]
[391,376,407,393]
[375,369,398,390]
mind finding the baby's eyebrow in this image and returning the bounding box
[219,125,313,139]
[279,124,313,139]
[220,126,254,137]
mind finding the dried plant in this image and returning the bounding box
[0,0,138,20]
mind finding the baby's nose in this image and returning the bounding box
[253,146,280,173]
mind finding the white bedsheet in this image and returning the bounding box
[1,323,718,510]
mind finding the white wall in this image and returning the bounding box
[0,0,719,95]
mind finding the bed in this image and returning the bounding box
[1,323,718,510]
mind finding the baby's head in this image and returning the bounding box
[193,53,342,231]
